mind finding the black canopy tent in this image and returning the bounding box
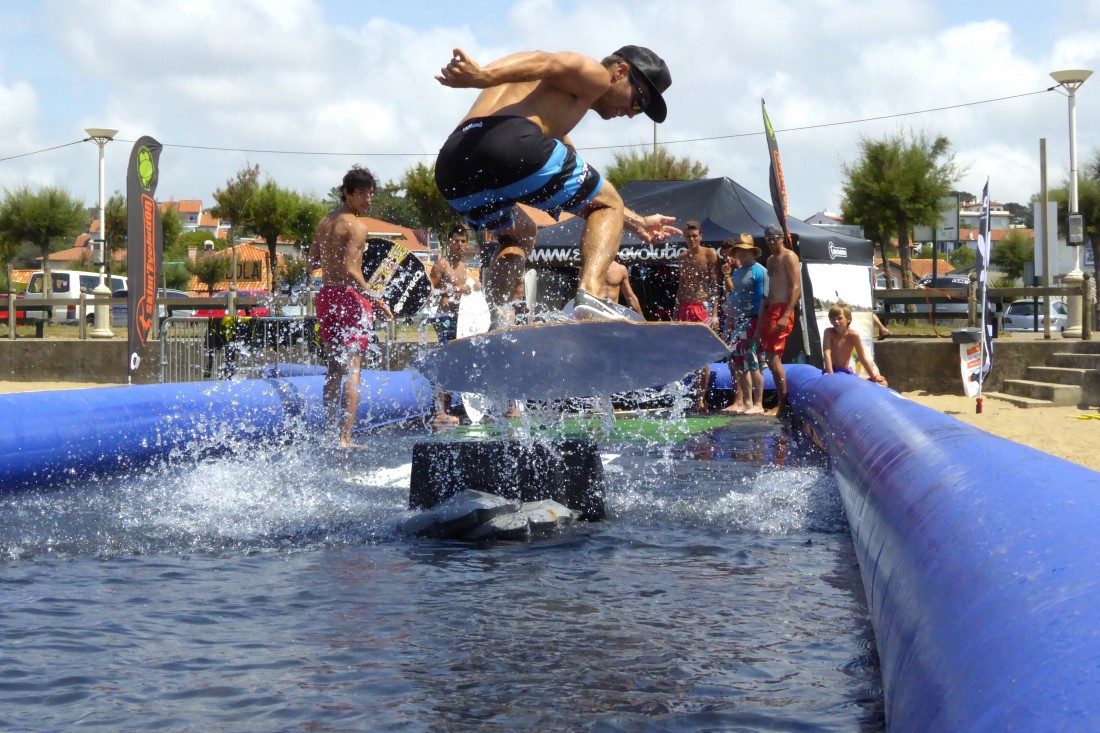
[530,177,873,265]
[529,177,874,367]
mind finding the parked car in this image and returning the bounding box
[0,294,27,324]
[913,274,971,314]
[279,277,322,317]
[1001,299,1069,332]
[110,288,197,327]
[193,289,272,318]
[22,270,127,323]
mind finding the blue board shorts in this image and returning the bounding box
[435,116,603,231]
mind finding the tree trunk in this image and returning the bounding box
[268,240,278,292]
[896,211,913,288]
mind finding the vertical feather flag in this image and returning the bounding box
[762,99,819,364]
[125,136,163,381]
[975,178,994,398]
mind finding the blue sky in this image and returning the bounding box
[1,0,1098,219]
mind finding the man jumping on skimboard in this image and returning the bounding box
[435,45,681,329]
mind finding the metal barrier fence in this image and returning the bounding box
[159,315,438,383]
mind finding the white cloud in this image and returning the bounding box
[2,0,1099,218]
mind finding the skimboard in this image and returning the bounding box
[414,320,730,400]
[361,237,431,317]
[563,298,645,323]
[456,290,492,423]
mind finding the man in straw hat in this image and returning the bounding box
[719,234,767,415]
[435,45,681,329]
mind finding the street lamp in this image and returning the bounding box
[1050,69,1092,337]
[84,127,118,339]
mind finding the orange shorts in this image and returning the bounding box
[676,301,709,323]
[759,302,794,354]
[316,286,375,351]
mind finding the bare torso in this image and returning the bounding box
[310,208,371,291]
[824,327,860,368]
[677,245,718,305]
[431,257,478,313]
[766,248,799,305]
[462,82,591,141]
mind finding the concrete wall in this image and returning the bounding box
[874,338,1084,394]
[0,335,1092,395]
[0,338,424,385]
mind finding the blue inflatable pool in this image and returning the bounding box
[0,371,433,492]
[784,363,1100,732]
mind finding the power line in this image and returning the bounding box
[0,87,1059,163]
[0,139,87,163]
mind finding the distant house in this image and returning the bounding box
[959,200,1012,231]
[160,200,231,240]
[803,209,864,239]
[186,242,273,297]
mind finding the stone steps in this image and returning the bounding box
[983,391,1064,409]
[1027,365,1092,386]
[999,379,1081,406]
[994,344,1099,408]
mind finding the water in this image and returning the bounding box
[0,417,883,732]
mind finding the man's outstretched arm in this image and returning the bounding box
[436,48,609,101]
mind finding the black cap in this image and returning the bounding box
[614,45,671,123]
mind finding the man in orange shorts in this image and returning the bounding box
[309,166,392,447]
[759,223,801,415]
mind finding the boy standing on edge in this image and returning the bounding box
[759,223,800,415]
[822,303,887,385]
[309,166,392,447]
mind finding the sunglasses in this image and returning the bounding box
[628,69,649,115]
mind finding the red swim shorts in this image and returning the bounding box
[759,302,794,354]
[316,286,375,351]
[676,301,709,324]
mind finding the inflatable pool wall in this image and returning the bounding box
[0,371,433,492]
[785,363,1100,732]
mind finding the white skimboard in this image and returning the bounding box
[455,289,492,423]
[415,320,729,401]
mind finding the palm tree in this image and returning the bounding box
[604,145,709,188]
[247,181,303,291]
[0,186,86,296]
[841,129,963,289]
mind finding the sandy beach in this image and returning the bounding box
[3,380,1098,473]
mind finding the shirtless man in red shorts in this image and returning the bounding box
[675,221,720,410]
[759,223,801,415]
[308,166,392,447]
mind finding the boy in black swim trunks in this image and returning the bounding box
[435,45,682,327]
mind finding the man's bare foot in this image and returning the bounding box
[742,405,765,415]
[336,441,370,449]
[503,408,523,419]
[431,412,460,429]
[720,403,747,414]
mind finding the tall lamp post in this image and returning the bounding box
[84,127,118,339]
[1050,69,1092,338]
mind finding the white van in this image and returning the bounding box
[23,270,127,324]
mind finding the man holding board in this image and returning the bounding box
[309,166,392,447]
[434,45,681,328]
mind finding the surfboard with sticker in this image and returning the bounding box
[414,320,730,401]
[361,237,431,317]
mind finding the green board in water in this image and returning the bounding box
[450,415,733,443]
